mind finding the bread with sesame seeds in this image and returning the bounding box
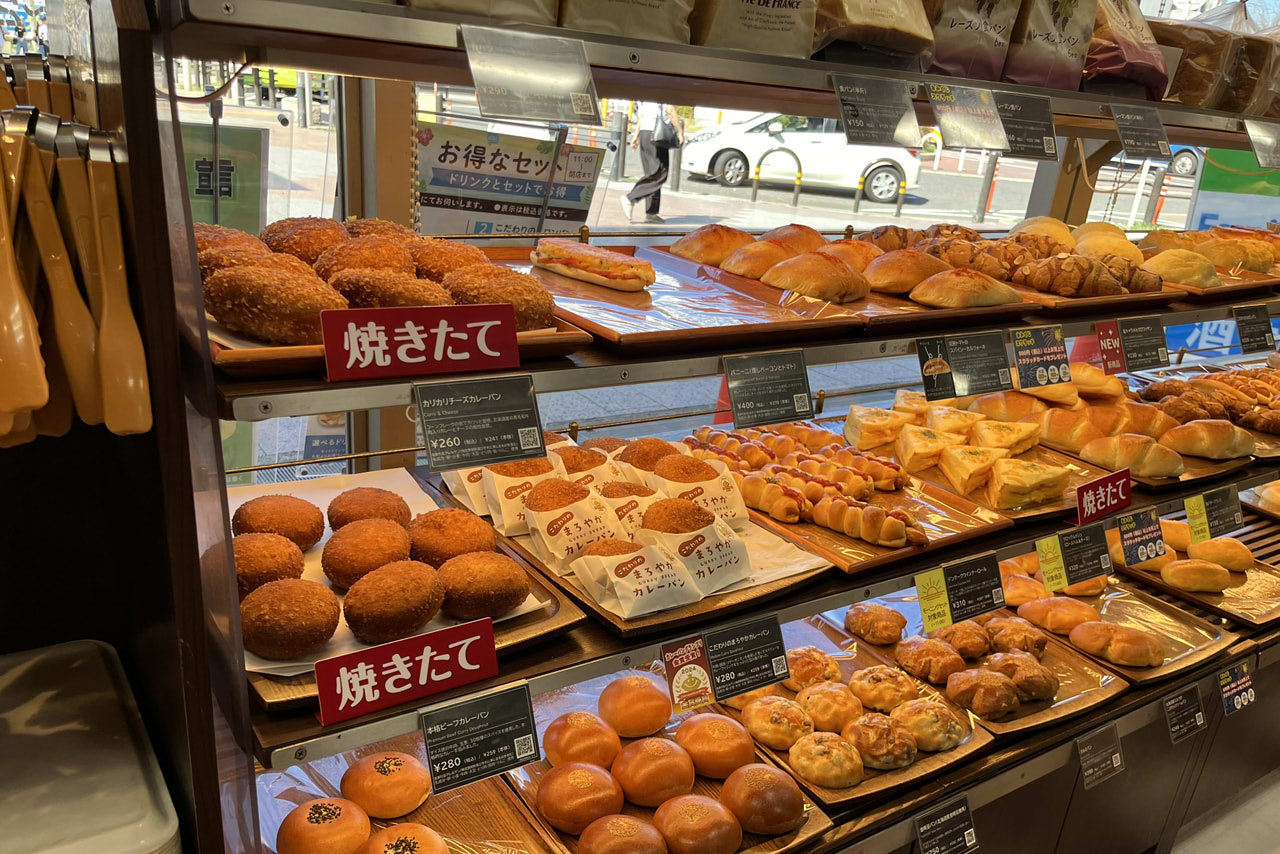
[339,751,432,818]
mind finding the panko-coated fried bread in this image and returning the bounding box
[642,498,715,533]
[487,458,554,477]
[344,217,416,240]
[197,243,296,278]
[329,269,453,308]
[406,238,489,280]
[194,222,266,254]
[314,237,415,282]
[599,481,656,498]
[551,445,608,474]
[525,478,591,512]
[342,560,445,645]
[204,267,348,345]
[582,538,643,558]
[240,578,340,660]
[260,216,348,264]
[327,486,412,530]
[232,533,305,598]
[409,507,496,566]
[440,265,555,331]
[617,437,680,471]
[653,454,719,483]
[321,517,412,589]
[232,494,325,550]
[437,552,532,619]
[582,436,628,453]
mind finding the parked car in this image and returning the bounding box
[682,113,921,202]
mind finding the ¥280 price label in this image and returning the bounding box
[420,683,539,794]
[414,374,545,471]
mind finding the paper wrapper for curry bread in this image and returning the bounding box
[569,540,702,618]
[634,514,752,596]
[443,433,574,515]
[594,481,668,538]
[645,457,750,529]
[690,0,819,58]
[525,490,629,575]
[481,456,567,537]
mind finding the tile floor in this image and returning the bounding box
[1173,766,1280,853]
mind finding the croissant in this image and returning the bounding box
[813,444,910,491]
[1010,254,1124,297]
[732,473,808,523]
[1095,253,1162,293]
[807,495,927,548]
[1003,231,1071,260]
[1237,408,1280,434]
[771,422,843,451]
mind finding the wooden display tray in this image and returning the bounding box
[1241,484,1280,523]
[506,667,834,854]
[209,317,593,377]
[638,246,1040,332]
[717,617,992,806]
[257,734,561,854]
[1007,282,1180,316]
[1137,247,1280,301]
[825,592,1127,737]
[1115,509,1280,629]
[1128,366,1280,459]
[485,246,861,354]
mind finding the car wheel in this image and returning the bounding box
[713,150,749,187]
[1172,150,1199,176]
[864,165,902,203]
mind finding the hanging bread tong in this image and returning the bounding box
[30,114,76,438]
[23,56,50,113]
[46,57,72,120]
[0,110,45,415]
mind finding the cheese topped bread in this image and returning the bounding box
[939,446,1010,494]
[986,458,1070,510]
[893,389,930,423]
[971,420,1040,456]
[895,424,966,472]
[844,406,914,450]
[924,406,987,439]
[531,238,656,291]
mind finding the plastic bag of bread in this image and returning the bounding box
[646,456,750,528]
[570,539,702,617]
[1083,0,1167,99]
[690,0,820,58]
[1001,0,1099,90]
[634,499,752,596]
[813,0,935,55]
[560,0,696,43]
[1146,19,1240,108]
[404,0,556,24]
[481,455,567,536]
[524,478,630,574]
[594,481,667,537]
[925,0,1022,80]
[1190,1,1280,115]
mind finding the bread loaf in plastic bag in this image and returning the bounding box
[1001,0,1099,90]
[404,0,557,25]
[1191,0,1280,116]
[1083,0,1168,100]
[1146,19,1240,108]
[813,0,935,55]
[560,0,695,44]
[690,0,819,58]
[926,0,1023,80]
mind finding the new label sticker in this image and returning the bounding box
[1095,320,1126,375]
[917,553,1003,633]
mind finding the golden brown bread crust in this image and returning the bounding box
[910,268,1021,308]
[986,650,1058,701]
[406,238,489,280]
[782,646,842,691]
[241,579,340,659]
[313,236,415,282]
[840,712,917,769]
[788,732,865,787]
[599,480,657,499]
[741,695,814,750]
[440,265,556,331]
[720,764,806,836]
[329,269,453,308]
[945,669,1021,719]
[859,225,924,252]
[1068,621,1164,667]
[652,794,741,854]
[328,487,412,530]
[618,437,681,471]
[985,616,1049,658]
[197,243,303,279]
[611,739,696,808]
[204,267,347,345]
[641,498,715,534]
[847,664,919,712]
[759,252,870,303]
[719,239,799,278]
[1186,536,1253,571]
[1011,253,1125,297]
[487,457,554,477]
[232,533,305,598]
[670,224,756,265]
[759,223,827,252]
[321,518,412,589]
[232,494,325,549]
[1002,573,1049,607]
[194,222,267,254]
[863,248,952,293]
[653,453,719,483]
[277,799,370,854]
[929,620,991,659]
[436,552,531,619]
[843,602,907,645]
[408,507,495,565]
[673,713,755,779]
[889,699,964,752]
[543,711,622,769]
[894,636,966,684]
[915,237,1009,279]
[582,436,629,453]
[524,477,591,512]
[343,217,416,240]
[260,217,348,263]
[794,681,863,733]
[1160,558,1231,592]
[815,238,884,272]
[1016,597,1101,634]
[552,445,608,475]
[342,560,445,645]
[536,762,625,834]
[581,538,643,558]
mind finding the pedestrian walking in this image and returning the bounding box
[621,101,684,223]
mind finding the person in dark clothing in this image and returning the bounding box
[622,102,683,223]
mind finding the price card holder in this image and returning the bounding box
[1244,119,1280,169]
[831,73,921,148]
[1220,659,1257,716]
[414,374,544,472]
[419,682,539,794]
[704,615,789,703]
[1037,523,1112,593]
[1185,485,1242,544]
[661,636,714,714]
[914,795,978,854]
[722,350,813,429]
[461,25,601,124]
[916,331,1013,401]
[994,92,1058,161]
[917,552,1003,633]
[1233,305,1275,354]
[1116,316,1169,372]
[1110,104,1172,160]
[1012,325,1071,388]
[1077,722,1125,789]
[926,83,1009,151]
[1164,684,1206,745]
[1116,507,1165,567]
[1095,319,1126,375]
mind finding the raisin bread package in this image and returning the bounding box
[403,0,557,25]
[1001,0,1099,90]
[813,0,935,55]
[689,0,819,58]
[1146,19,1240,108]
[560,0,695,43]
[1083,0,1168,100]
[926,0,1023,80]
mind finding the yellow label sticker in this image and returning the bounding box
[916,567,953,633]
[1185,495,1210,545]
[1036,535,1067,592]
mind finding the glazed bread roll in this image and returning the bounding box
[673,714,755,779]
[929,620,991,659]
[597,674,672,737]
[760,252,871,303]
[1003,572,1049,607]
[910,268,1022,308]
[840,712,917,770]
[816,238,884,272]
[611,738,695,807]
[339,752,431,818]
[720,764,806,835]
[276,798,371,854]
[537,763,626,833]
[783,645,842,691]
[864,249,951,293]
[1187,537,1253,571]
[652,795,742,854]
[1068,621,1164,667]
[1158,419,1255,459]
[967,390,1047,423]
[741,696,814,749]
[1160,519,1192,551]
[670,224,755,265]
[543,711,622,768]
[1079,434,1185,478]
[1016,597,1101,634]
[719,238,798,278]
[1161,558,1231,592]
[1027,408,1105,454]
[578,815,667,854]
[1071,362,1126,401]
[760,222,827,253]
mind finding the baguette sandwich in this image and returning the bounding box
[531,238,656,292]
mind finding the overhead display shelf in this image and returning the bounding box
[174,0,1253,148]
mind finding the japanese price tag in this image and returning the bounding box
[722,350,813,429]
[414,373,545,471]
[461,25,601,125]
[1077,722,1125,789]
[1116,316,1168,372]
[1233,305,1275,354]
[1036,523,1111,592]
[914,796,978,854]
[1185,485,1242,545]
[1116,507,1165,567]
[917,331,1013,401]
[703,616,789,702]
[419,682,539,793]
[1164,684,1206,744]
[916,552,1003,633]
[831,73,921,147]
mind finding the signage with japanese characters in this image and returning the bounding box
[926,83,1009,151]
[420,682,539,793]
[722,350,813,430]
[1164,684,1206,744]
[1111,104,1171,160]
[1012,325,1071,388]
[1233,305,1275,354]
[1185,485,1243,544]
[461,25,601,125]
[314,618,499,726]
[1077,469,1132,525]
[416,120,604,236]
[414,374,545,471]
[1036,523,1112,592]
[914,795,978,854]
[703,616,790,702]
[917,331,1013,401]
[1244,119,1280,169]
[1220,660,1256,716]
[994,92,1058,161]
[662,636,714,714]
[1095,320,1126,375]
[916,552,1004,633]
[182,122,268,235]
[1116,507,1165,567]
[831,73,921,148]
[1077,722,1125,789]
[1116,316,1168,371]
[321,305,519,382]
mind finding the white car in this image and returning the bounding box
[681,113,922,203]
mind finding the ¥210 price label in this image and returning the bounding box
[414,374,545,471]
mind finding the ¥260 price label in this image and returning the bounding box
[414,374,545,471]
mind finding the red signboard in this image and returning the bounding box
[1095,320,1126,376]
[314,618,499,725]
[321,304,519,382]
[1077,468,1132,526]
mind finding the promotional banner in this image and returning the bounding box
[1189,148,1280,231]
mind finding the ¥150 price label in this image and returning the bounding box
[1185,485,1242,544]
[723,350,812,430]
[831,73,921,148]
[916,552,1003,633]
[414,374,545,472]
[420,683,539,794]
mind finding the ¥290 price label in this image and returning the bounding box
[414,374,545,471]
